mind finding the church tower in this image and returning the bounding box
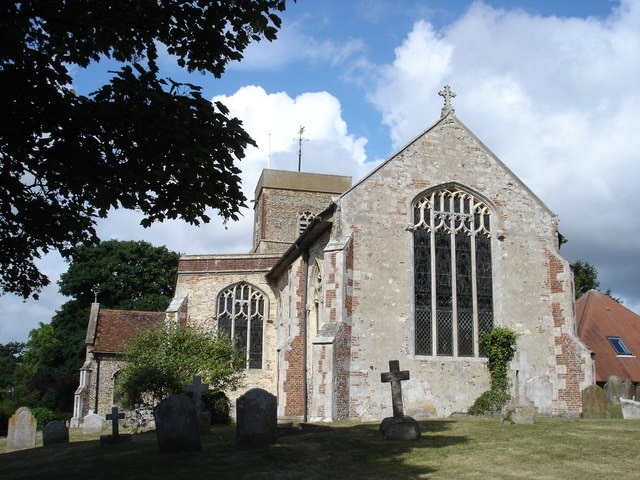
[251,169,351,254]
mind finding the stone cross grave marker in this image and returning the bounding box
[100,406,131,445]
[381,360,410,418]
[379,361,420,440]
[185,375,209,413]
[106,406,125,437]
[185,375,211,434]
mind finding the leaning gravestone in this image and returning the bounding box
[154,394,201,452]
[379,360,421,440]
[236,388,278,445]
[582,384,608,419]
[83,412,104,434]
[6,407,37,452]
[43,420,69,446]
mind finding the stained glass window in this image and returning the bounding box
[413,187,493,357]
[217,283,266,368]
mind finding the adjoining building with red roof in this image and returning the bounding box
[576,290,640,385]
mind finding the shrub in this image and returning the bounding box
[468,327,518,415]
[31,406,58,430]
[203,390,232,425]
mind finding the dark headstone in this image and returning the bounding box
[379,360,420,440]
[43,420,69,446]
[6,407,37,452]
[154,395,201,453]
[236,388,278,445]
[582,384,608,419]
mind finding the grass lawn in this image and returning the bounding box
[1,417,639,479]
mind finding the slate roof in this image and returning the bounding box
[576,290,640,383]
[90,308,164,354]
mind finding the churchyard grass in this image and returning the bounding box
[1,417,639,479]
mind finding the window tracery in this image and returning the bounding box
[217,282,266,368]
[413,187,494,357]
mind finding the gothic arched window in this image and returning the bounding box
[413,186,494,357]
[217,282,266,369]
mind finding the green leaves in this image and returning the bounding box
[468,327,518,415]
[0,0,290,298]
[116,324,245,409]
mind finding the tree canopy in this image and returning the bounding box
[116,324,245,409]
[0,0,289,299]
[17,240,179,413]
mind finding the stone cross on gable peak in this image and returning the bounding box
[381,360,410,418]
[438,85,456,117]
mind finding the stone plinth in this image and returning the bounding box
[380,416,421,440]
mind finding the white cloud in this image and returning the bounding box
[368,0,640,308]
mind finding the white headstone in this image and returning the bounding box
[83,413,104,434]
[6,407,37,452]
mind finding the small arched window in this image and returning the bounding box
[217,282,266,369]
[413,186,494,357]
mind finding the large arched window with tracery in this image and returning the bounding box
[217,282,266,369]
[413,186,494,357]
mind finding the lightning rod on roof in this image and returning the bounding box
[296,125,307,172]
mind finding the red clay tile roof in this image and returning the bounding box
[92,309,164,354]
[576,290,640,383]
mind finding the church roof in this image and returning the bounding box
[89,307,164,354]
[576,290,640,383]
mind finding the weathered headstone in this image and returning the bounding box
[82,412,104,434]
[604,375,623,405]
[154,394,201,452]
[379,360,420,440]
[582,384,608,419]
[236,388,278,445]
[100,406,131,445]
[185,375,211,434]
[6,407,37,452]
[502,396,538,424]
[604,375,623,418]
[622,380,635,400]
[620,397,640,419]
[635,384,640,402]
[42,420,69,446]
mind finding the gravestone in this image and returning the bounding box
[379,360,421,440]
[236,388,278,445]
[604,375,623,405]
[622,380,635,400]
[185,375,211,434]
[635,384,640,402]
[620,397,640,419]
[100,406,132,445]
[582,384,608,419]
[6,407,37,452]
[502,396,538,424]
[83,412,104,434]
[154,394,201,452]
[43,420,69,446]
[604,375,623,418]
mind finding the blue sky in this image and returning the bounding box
[2,0,639,343]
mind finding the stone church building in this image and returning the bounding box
[74,88,594,423]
